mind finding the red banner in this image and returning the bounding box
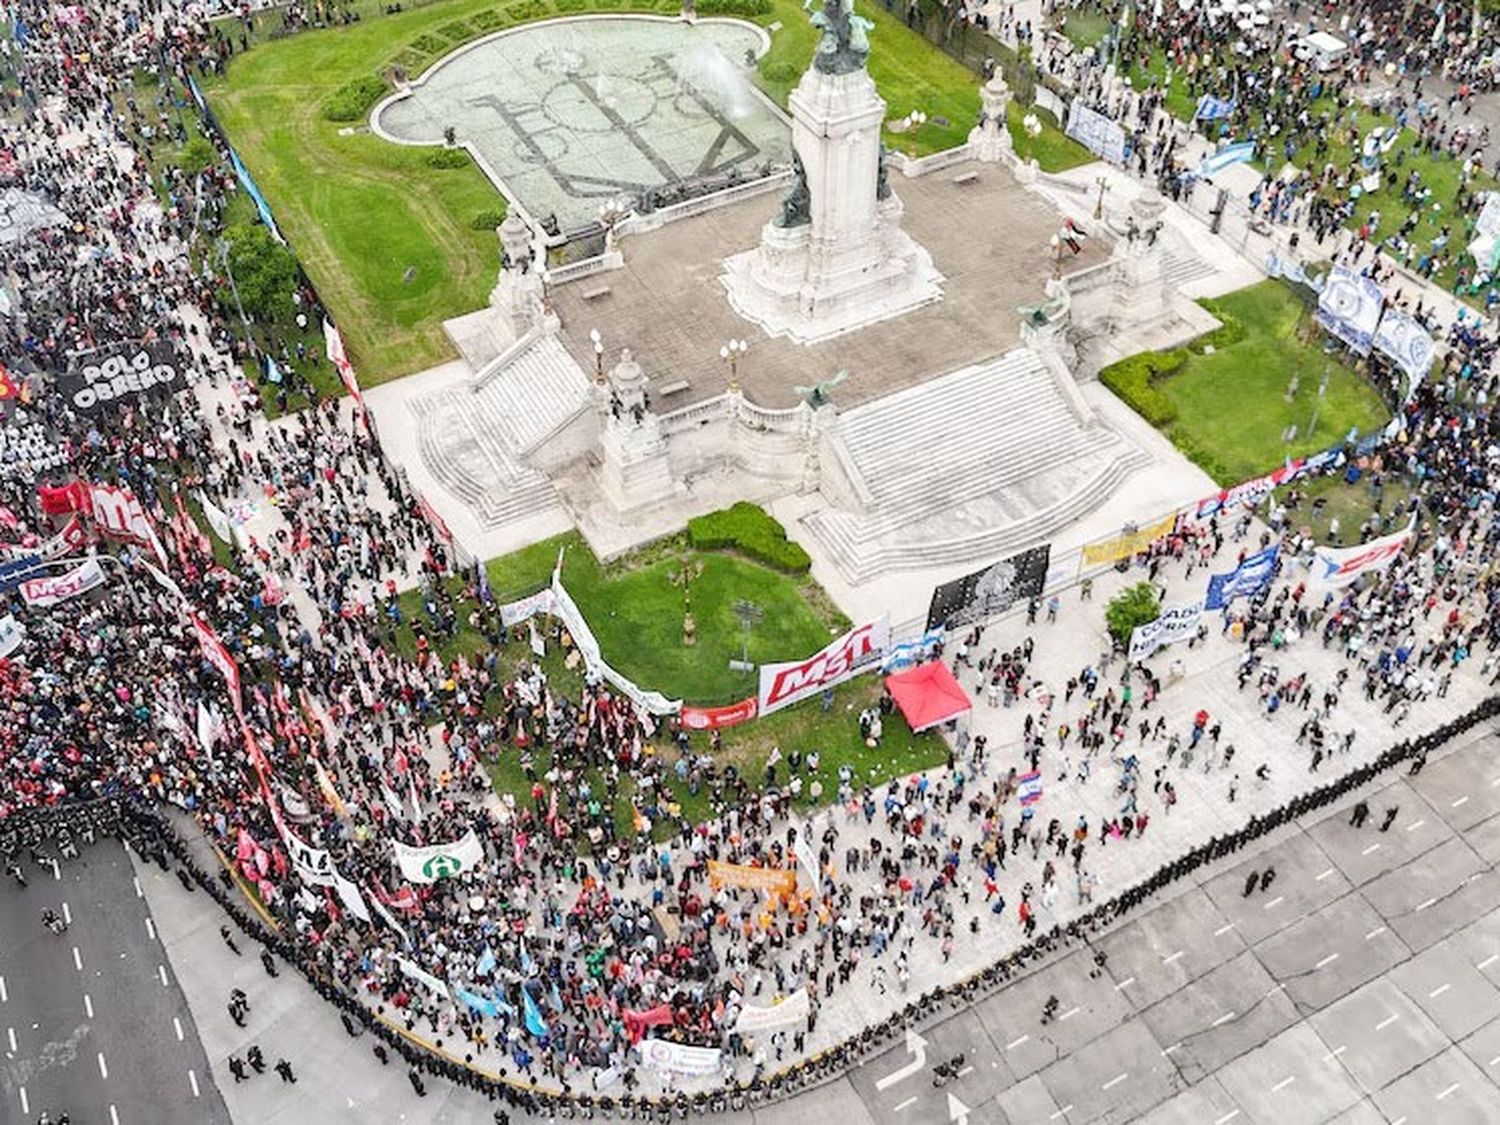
[679,697,758,730]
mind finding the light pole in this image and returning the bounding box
[720,338,747,390]
[1094,175,1109,220]
[1307,362,1331,440]
[590,327,604,383]
[217,238,249,328]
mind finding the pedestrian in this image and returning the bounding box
[260,949,279,977]
[409,1067,427,1097]
[1350,800,1370,828]
[220,926,240,956]
[1259,867,1276,893]
[227,1001,245,1028]
[275,1058,296,1083]
[229,1056,247,1083]
[1243,869,1260,897]
[1380,806,1399,832]
[247,1045,266,1074]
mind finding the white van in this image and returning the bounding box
[1294,31,1349,72]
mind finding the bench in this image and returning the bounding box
[580,284,612,301]
[656,379,690,396]
[952,170,980,186]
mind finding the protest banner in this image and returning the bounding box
[757,618,889,717]
[732,989,811,1034]
[1081,512,1178,567]
[394,828,485,884]
[1128,600,1205,661]
[19,557,105,606]
[706,860,797,896]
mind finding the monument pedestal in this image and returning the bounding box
[969,73,1015,163]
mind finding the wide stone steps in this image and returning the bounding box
[1163,249,1217,289]
[473,335,593,454]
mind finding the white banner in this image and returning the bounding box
[196,702,220,757]
[1128,600,1204,662]
[393,954,450,1000]
[370,891,412,948]
[1317,266,1384,355]
[1312,522,1413,588]
[1372,306,1436,386]
[394,827,484,884]
[551,570,681,715]
[198,492,237,546]
[499,588,554,627]
[282,823,335,887]
[731,989,810,1035]
[757,618,889,717]
[1065,101,1127,163]
[637,1038,722,1076]
[332,866,371,922]
[0,613,24,657]
[19,557,104,606]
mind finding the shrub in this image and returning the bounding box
[411,33,450,55]
[697,0,772,14]
[1098,349,1184,427]
[687,502,811,574]
[322,74,387,122]
[426,147,471,168]
[555,0,588,10]
[219,223,300,322]
[471,9,510,30]
[505,0,548,21]
[760,60,798,85]
[180,136,217,176]
[471,208,507,230]
[439,20,475,40]
[1191,298,1247,352]
[393,48,430,73]
[1105,581,1161,646]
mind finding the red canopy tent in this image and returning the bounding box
[885,662,972,732]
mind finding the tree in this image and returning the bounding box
[180,137,216,177]
[1105,581,1161,646]
[220,223,299,323]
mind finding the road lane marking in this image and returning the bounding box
[1163,1042,1183,1055]
[1316,868,1336,881]
[1488,1055,1499,1067]
[1323,1045,1347,1061]
[145,918,156,942]
[1264,896,1284,910]
[1362,844,1381,856]
[1007,1035,1029,1050]
[1102,1072,1128,1091]
[1114,977,1135,990]
[1212,1011,1237,1027]
[1060,1006,1081,1021]
[1476,954,1498,971]
[173,1017,184,1041]
[51,859,59,881]
[61,902,71,925]
[1436,1083,1460,1100]
[1271,1076,1295,1092]
[84,994,93,1019]
[98,1051,108,1079]
[1407,820,1425,832]
[1416,898,1438,912]
[1213,1112,1240,1125]
[109,1105,119,1125]
[893,1096,916,1112]
[1491,777,1500,788]
[1266,983,1287,996]
[1162,950,1184,964]
[1376,1014,1400,1030]
[72,946,82,972]
[6,1027,15,1052]
[1048,1106,1074,1121]
[1316,953,1340,969]
[19,1086,27,1115]
[1429,983,1451,999]
[158,965,169,988]
[133,876,142,898]
[1452,796,1469,808]
[1214,923,1235,936]
[1366,927,1387,940]
[956,1066,974,1077]
[0,976,6,1002]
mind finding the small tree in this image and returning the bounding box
[180,137,216,177]
[220,223,299,322]
[1105,581,1161,646]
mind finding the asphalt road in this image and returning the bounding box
[830,724,1500,1125]
[0,835,230,1125]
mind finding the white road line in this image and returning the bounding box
[0,976,7,1002]
[61,902,71,925]
[19,1086,28,1115]
[145,918,156,942]
[1366,926,1387,940]
[1323,1045,1347,1061]
[1060,1006,1081,1021]
[1163,950,1184,964]
[158,964,169,988]
[1264,896,1284,910]
[893,1096,916,1112]
[956,1066,974,1078]
[1316,868,1336,881]
[1436,1083,1460,1100]
[1163,1042,1183,1055]
[1266,983,1287,997]
[1114,977,1135,991]
[1476,954,1498,971]
[98,1051,108,1080]
[1007,1034,1030,1050]
[1391,1117,1408,1125]
[133,876,143,898]
[51,859,59,881]
[109,1105,119,1125]
[1102,1072,1128,1091]
[7,1027,16,1052]
[1452,796,1469,808]
[1429,983,1451,999]
[1212,1011,1237,1027]
[72,946,82,972]
[84,994,93,1019]
[1214,923,1235,937]
[1488,1055,1499,1068]
[1407,820,1425,832]
[1361,844,1381,856]
[173,1017,184,1041]
[1377,1014,1400,1031]
[1048,1106,1075,1121]
[1316,953,1340,969]
[1214,1111,1241,1125]
[1417,897,1438,912]
[1271,1075,1296,1093]
[1491,777,1500,788]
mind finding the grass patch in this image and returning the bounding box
[1102,280,1390,485]
[687,501,811,573]
[1058,8,1111,49]
[1271,468,1415,546]
[1008,101,1093,173]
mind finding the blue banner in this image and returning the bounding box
[1205,546,1279,610]
[523,987,549,1038]
[1194,94,1236,121]
[881,628,945,671]
[227,146,283,243]
[1197,141,1255,177]
[0,553,46,593]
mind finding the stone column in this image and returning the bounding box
[1113,191,1169,325]
[969,73,1015,163]
[597,349,677,513]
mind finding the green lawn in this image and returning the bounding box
[1153,281,1390,484]
[1271,469,1414,546]
[1008,101,1093,172]
[204,0,996,385]
[1058,8,1112,49]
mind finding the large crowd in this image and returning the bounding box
[0,0,1497,1116]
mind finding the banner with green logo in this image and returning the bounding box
[394,828,484,884]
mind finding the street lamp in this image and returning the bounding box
[720,338,747,390]
[590,327,604,382]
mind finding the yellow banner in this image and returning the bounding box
[1081,512,1178,567]
[707,860,797,895]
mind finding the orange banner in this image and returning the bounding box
[707,861,797,895]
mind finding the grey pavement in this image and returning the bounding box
[0,836,231,1125]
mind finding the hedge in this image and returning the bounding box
[1190,298,1247,353]
[697,0,772,14]
[687,502,811,574]
[1098,348,1185,428]
[426,147,472,169]
[323,74,388,122]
